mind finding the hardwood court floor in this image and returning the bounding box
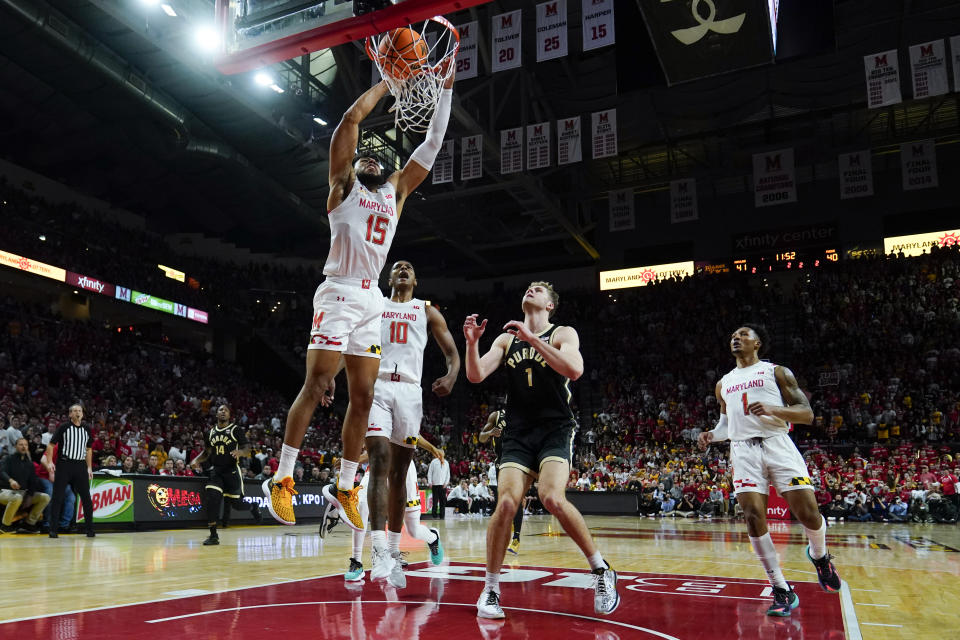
[1,515,957,639]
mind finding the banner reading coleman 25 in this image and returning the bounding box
[77,477,134,523]
[536,0,568,62]
[600,261,695,291]
[492,10,522,72]
[454,21,478,80]
[909,40,948,98]
[864,49,902,108]
[753,148,797,207]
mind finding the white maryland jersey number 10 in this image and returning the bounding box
[379,297,428,385]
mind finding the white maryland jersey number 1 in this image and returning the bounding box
[379,297,428,385]
[720,361,790,440]
[323,181,398,281]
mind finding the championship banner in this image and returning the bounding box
[492,10,522,72]
[536,0,568,62]
[432,140,455,184]
[637,0,774,85]
[0,249,66,282]
[455,21,479,80]
[526,121,551,170]
[753,148,797,207]
[909,40,948,98]
[582,0,615,52]
[839,150,874,199]
[608,188,635,232]
[557,116,582,165]
[500,127,523,174]
[670,178,698,223]
[591,109,617,159]
[77,477,134,523]
[901,140,938,191]
[461,135,483,181]
[952,35,960,92]
[864,49,902,108]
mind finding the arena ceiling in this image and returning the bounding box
[1,0,958,277]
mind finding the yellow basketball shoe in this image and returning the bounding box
[262,476,298,525]
[335,485,365,531]
[507,537,520,555]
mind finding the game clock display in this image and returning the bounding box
[734,248,840,274]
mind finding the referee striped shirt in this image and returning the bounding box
[51,421,92,462]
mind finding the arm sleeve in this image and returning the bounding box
[710,414,729,442]
[409,89,453,170]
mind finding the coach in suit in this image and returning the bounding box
[44,404,95,538]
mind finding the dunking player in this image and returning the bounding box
[191,405,261,545]
[478,410,523,555]
[698,325,841,616]
[323,260,458,587]
[263,66,455,529]
[464,282,619,619]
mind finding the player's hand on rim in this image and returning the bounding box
[463,314,486,343]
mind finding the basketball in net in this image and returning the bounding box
[367,17,459,133]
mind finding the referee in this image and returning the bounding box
[44,403,95,538]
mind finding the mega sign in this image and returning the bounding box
[884,228,960,257]
[600,261,695,290]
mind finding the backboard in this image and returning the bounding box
[215,0,491,75]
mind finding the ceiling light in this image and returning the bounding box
[194,26,220,52]
[38,234,46,241]
[269,83,284,93]
[313,116,327,125]
[254,72,272,86]
[160,4,177,16]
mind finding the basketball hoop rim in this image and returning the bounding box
[365,16,460,76]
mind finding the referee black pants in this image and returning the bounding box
[50,461,94,535]
[431,485,446,519]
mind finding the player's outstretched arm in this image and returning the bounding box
[328,82,390,202]
[505,323,583,381]
[394,65,455,204]
[417,436,443,461]
[427,304,460,397]
[464,314,509,383]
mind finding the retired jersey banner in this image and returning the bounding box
[455,21,479,80]
[557,116,582,165]
[864,49,902,108]
[591,109,617,159]
[909,40,949,98]
[500,127,523,174]
[433,140,455,184]
[536,0,568,62]
[670,178,698,223]
[461,135,483,181]
[526,122,551,170]
[492,10,522,72]
[753,148,797,207]
[901,140,938,191]
[952,35,960,92]
[839,151,874,199]
[582,0,615,52]
[609,188,635,232]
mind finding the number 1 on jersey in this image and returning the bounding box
[742,392,749,415]
[525,367,533,387]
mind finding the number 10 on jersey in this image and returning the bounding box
[389,321,408,344]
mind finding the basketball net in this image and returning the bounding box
[366,17,459,133]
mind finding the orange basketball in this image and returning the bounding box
[378,27,429,79]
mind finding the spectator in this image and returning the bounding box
[446,479,473,515]
[888,496,909,522]
[0,437,51,533]
[427,455,450,520]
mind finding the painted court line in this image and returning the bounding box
[861,622,903,628]
[839,582,863,640]
[855,603,890,607]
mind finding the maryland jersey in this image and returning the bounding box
[206,423,247,468]
[720,361,789,440]
[324,180,398,281]
[378,297,428,384]
[503,325,574,423]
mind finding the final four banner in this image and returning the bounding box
[909,40,949,98]
[670,178,698,223]
[591,109,617,159]
[901,140,938,191]
[432,140,455,185]
[455,21,479,80]
[753,148,797,207]
[582,0,615,52]
[461,135,483,181]
[536,0,568,62]
[609,188,635,232]
[557,117,582,165]
[838,151,874,200]
[864,49,902,108]
[526,122,551,170]
[501,127,523,174]
[492,10,522,72]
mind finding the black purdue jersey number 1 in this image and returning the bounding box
[503,326,574,422]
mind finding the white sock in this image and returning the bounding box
[352,528,366,561]
[485,571,500,594]
[371,529,386,551]
[750,534,788,589]
[587,551,606,571]
[388,530,402,555]
[338,460,359,490]
[404,511,435,543]
[803,515,828,559]
[276,444,299,480]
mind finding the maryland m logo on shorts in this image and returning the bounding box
[404,436,419,446]
[789,476,812,486]
[365,344,382,355]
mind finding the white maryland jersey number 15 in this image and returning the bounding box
[323,181,398,281]
[720,361,789,440]
[379,297,428,385]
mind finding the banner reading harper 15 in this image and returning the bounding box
[492,10,522,72]
[909,40,949,98]
[582,0,615,52]
[838,151,874,199]
[557,116,582,165]
[670,178,698,223]
[901,140,938,191]
[461,135,483,181]
[864,49,902,108]
[753,148,797,207]
[500,127,523,174]
[433,140,455,184]
[455,21,479,80]
[609,188,635,232]
[536,0,568,62]
[591,109,617,159]
[526,121,551,170]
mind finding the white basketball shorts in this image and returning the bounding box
[405,461,420,513]
[730,433,814,496]
[366,378,423,449]
[308,276,383,358]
